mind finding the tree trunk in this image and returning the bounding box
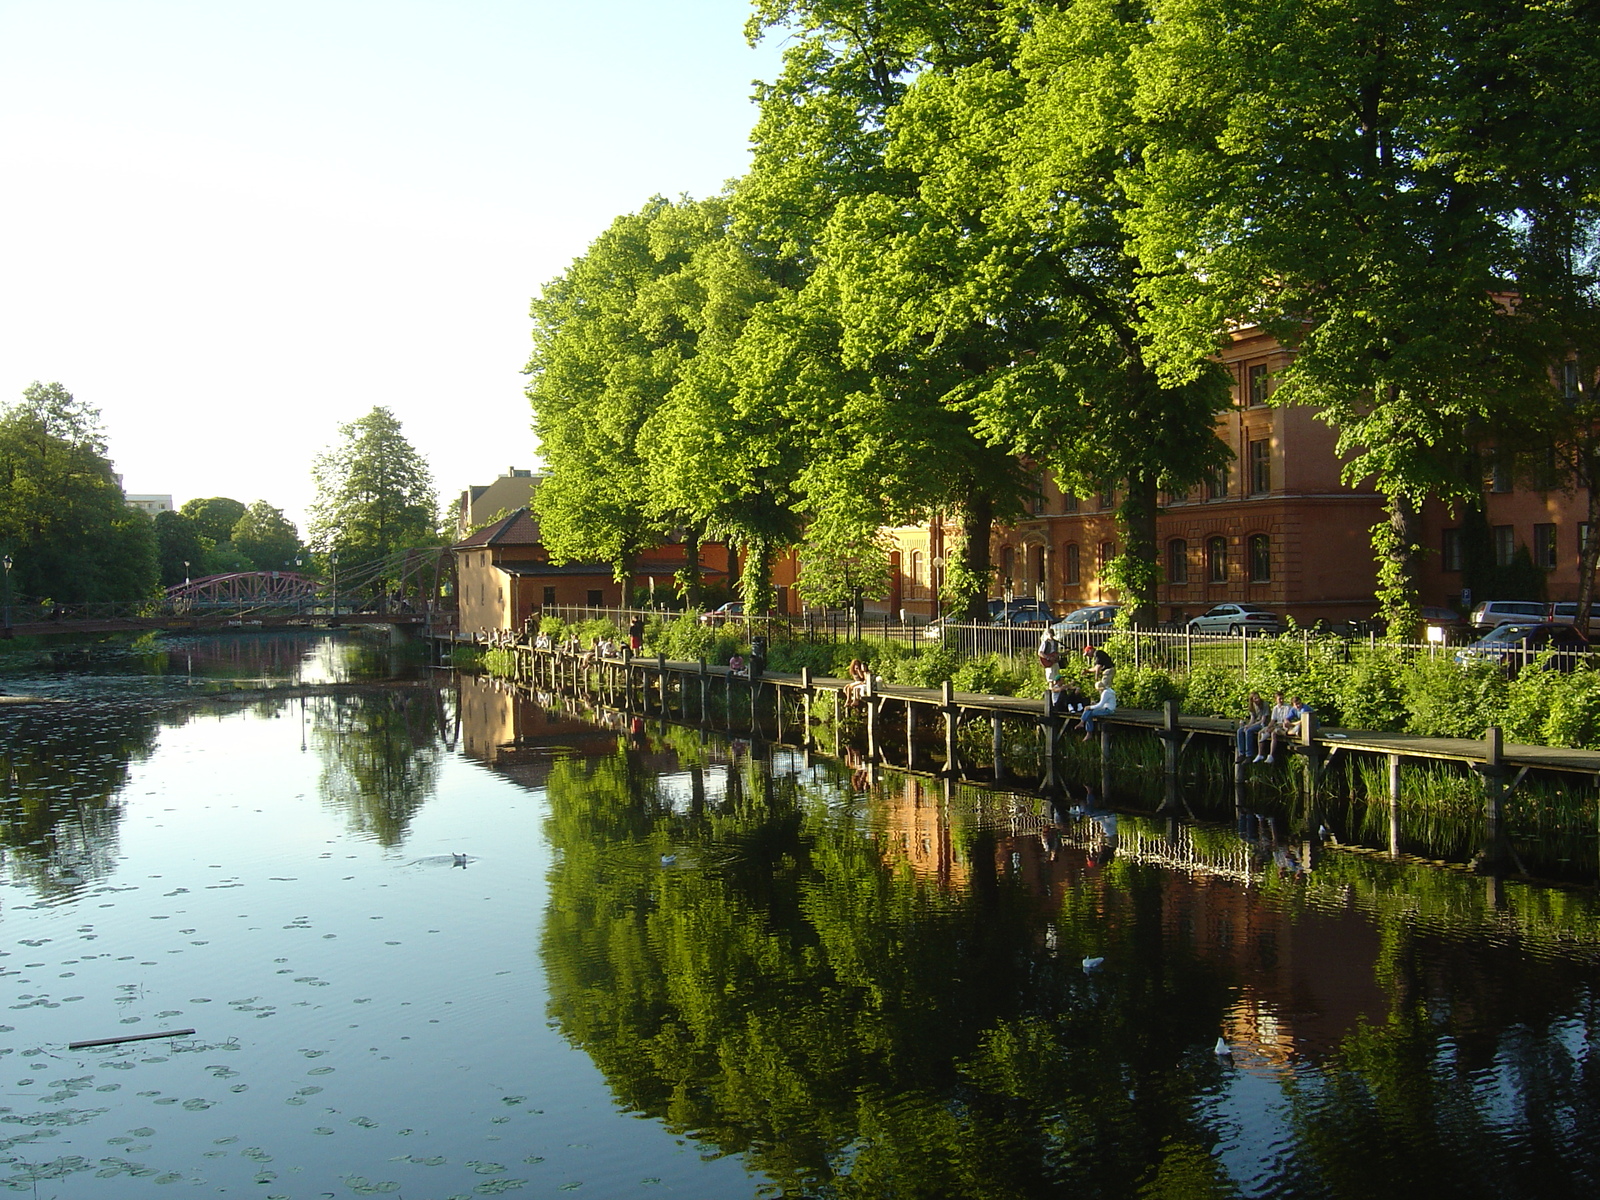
[960,491,994,622]
[1576,457,1600,638]
[1120,474,1160,626]
[740,539,774,615]
[678,527,702,608]
[1378,493,1424,640]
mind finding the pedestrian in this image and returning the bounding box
[628,614,644,653]
[1082,644,1115,688]
[1037,628,1062,682]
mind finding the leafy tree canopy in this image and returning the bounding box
[231,501,303,573]
[308,406,438,581]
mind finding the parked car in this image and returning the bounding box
[988,598,1053,621]
[1455,622,1593,672]
[1546,601,1600,628]
[1186,604,1283,636]
[1469,600,1548,632]
[1050,605,1121,635]
[698,601,745,626]
[995,607,1054,627]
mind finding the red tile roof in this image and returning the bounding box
[451,508,543,548]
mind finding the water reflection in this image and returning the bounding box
[311,687,450,845]
[541,745,1600,1199]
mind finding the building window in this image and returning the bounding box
[1248,534,1272,582]
[1167,487,1189,505]
[1065,543,1080,585]
[1493,525,1516,568]
[1490,457,1513,493]
[586,589,603,606]
[1097,541,1116,574]
[1001,545,1015,587]
[1062,492,1079,514]
[1564,360,1580,400]
[1248,364,1270,407]
[1535,523,1558,570]
[1098,486,1115,510]
[1207,461,1230,500]
[1032,489,1046,514]
[1207,536,1228,583]
[543,586,557,606]
[1441,528,1463,573]
[909,550,923,597]
[1249,439,1271,495]
[1167,539,1189,585]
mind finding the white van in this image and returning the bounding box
[1547,601,1600,627]
[1470,600,1549,631]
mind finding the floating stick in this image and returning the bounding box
[69,1028,196,1049]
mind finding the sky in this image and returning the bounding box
[0,0,786,530]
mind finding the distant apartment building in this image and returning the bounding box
[456,468,542,539]
[125,494,174,516]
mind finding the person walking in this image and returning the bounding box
[627,614,644,653]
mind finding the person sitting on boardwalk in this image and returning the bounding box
[845,659,870,708]
[1082,644,1116,688]
[1047,678,1089,718]
[1234,691,1269,762]
[1253,692,1295,763]
[728,653,748,678]
[533,631,551,651]
[1079,682,1118,738]
[1265,695,1311,761]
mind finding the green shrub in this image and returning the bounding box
[1181,661,1248,719]
[951,654,1030,696]
[1114,665,1183,710]
[1402,657,1506,738]
[1531,666,1600,748]
[482,648,517,677]
[1329,652,1408,732]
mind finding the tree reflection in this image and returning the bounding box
[541,750,1234,1197]
[542,750,1600,1199]
[0,698,163,894]
[312,687,448,845]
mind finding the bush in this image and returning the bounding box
[1181,661,1247,719]
[1402,657,1506,738]
[1329,653,1408,732]
[1114,665,1184,710]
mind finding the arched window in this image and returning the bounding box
[1001,545,1015,587]
[1207,536,1228,583]
[1065,543,1080,585]
[1029,544,1045,598]
[1249,534,1272,582]
[910,550,923,597]
[1167,538,1189,585]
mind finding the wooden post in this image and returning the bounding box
[1388,753,1402,857]
[800,666,813,748]
[1041,708,1056,788]
[774,682,784,738]
[657,653,668,714]
[1483,725,1505,860]
[864,673,878,760]
[991,712,1004,781]
[942,679,957,772]
[1162,699,1181,784]
[621,648,632,709]
[699,658,708,723]
[905,698,916,767]
[1300,708,1322,795]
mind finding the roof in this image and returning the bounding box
[495,561,616,577]
[452,508,543,549]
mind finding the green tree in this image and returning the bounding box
[153,510,206,587]
[231,501,303,572]
[1129,0,1561,634]
[0,381,157,603]
[178,496,248,549]
[308,407,438,586]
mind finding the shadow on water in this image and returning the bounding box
[527,700,1600,1200]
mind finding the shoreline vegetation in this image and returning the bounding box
[501,611,1600,754]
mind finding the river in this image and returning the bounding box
[0,632,1596,1198]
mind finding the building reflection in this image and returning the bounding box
[456,673,620,790]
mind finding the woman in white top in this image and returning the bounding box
[1079,684,1118,736]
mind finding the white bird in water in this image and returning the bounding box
[660,854,677,865]
[1081,957,1105,973]
[1214,1037,1233,1059]
[452,853,468,868]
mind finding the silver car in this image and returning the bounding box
[1187,603,1282,636]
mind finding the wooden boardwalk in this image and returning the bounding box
[511,645,1600,798]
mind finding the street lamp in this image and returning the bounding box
[183,560,190,585]
[2,554,12,637]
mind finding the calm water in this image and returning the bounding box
[1,633,1597,1199]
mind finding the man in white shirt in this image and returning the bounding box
[1080,683,1118,737]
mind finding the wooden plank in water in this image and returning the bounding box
[70,1028,196,1049]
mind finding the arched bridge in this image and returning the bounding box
[166,571,322,606]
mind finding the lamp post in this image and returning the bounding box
[2,554,12,637]
[183,560,190,585]
[330,550,339,620]
[294,555,303,614]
